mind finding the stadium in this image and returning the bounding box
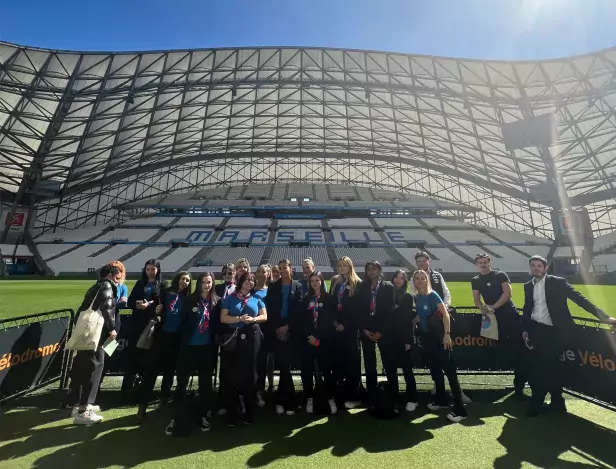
[1,39,616,469]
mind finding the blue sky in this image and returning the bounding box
[2,0,615,60]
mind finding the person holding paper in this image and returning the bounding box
[70,264,121,425]
[299,271,337,415]
[523,255,616,417]
[471,254,527,398]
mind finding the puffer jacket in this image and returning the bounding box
[77,278,117,341]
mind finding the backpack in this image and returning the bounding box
[368,381,398,420]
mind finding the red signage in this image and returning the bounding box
[7,212,25,227]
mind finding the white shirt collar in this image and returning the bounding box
[533,275,546,285]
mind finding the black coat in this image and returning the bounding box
[357,279,395,335]
[522,275,608,329]
[215,282,235,300]
[127,279,168,338]
[394,291,415,346]
[330,277,362,332]
[77,279,117,342]
[178,294,222,347]
[298,294,335,343]
[264,280,302,336]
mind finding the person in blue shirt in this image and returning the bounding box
[136,271,192,422]
[412,269,467,423]
[165,272,220,436]
[220,272,267,426]
[265,259,302,416]
[254,264,273,407]
[121,259,167,398]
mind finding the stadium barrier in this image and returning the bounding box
[0,309,73,405]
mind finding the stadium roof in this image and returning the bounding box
[1,42,616,236]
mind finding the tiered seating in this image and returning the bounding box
[385,229,440,244]
[421,218,472,228]
[403,247,476,273]
[121,216,177,227]
[35,226,107,242]
[158,228,198,243]
[0,244,32,256]
[278,219,323,228]
[175,217,225,227]
[269,247,329,267]
[205,247,266,267]
[331,229,382,244]
[329,218,372,228]
[487,227,552,245]
[593,231,616,252]
[333,247,392,266]
[226,218,270,228]
[161,247,203,271]
[374,218,422,228]
[123,247,170,272]
[592,254,616,272]
[436,230,494,243]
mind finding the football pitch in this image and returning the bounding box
[0,279,616,468]
[1,279,615,320]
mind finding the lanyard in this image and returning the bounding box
[197,298,211,334]
[312,296,319,326]
[223,282,235,300]
[337,280,347,312]
[370,279,382,316]
[169,293,180,314]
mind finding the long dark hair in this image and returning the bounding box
[141,258,163,297]
[170,271,192,296]
[307,271,327,298]
[391,269,409,304]
[193,272,219,307]
[364,260,384,282]
[236,272,256,294]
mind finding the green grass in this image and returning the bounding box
[0,377,615,469]
[1,280,615,320]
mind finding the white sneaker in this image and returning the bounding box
[285,409,295,416]
[217,408,227,416]
[73,409,103,425]
[328,399,338,415]
[71,405,101,418]
[306,398,314,414]
[405,401,418,412]
[446,411,468,423]
[276,405,285,415]
[256,392,266,408]
[344,400,361,410]
[427,401,449,411]
[461,392,473,405]
[431,385,436,395]
[201,417,211,432]
[239,395,246,415]
[165,419,175,436]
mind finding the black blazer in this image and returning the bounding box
[127,279,168,338]
[357,279,395,335]
[330,277,362,332]
[215,282,235,300]
[178,294,222,347]
[299,294,335,343]
[394,291,415,346]
[522,275,608,329]
[264,279,302,335]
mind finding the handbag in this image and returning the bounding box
[136,317,159,350]
[67,287,104,351]
[480,311,499,340]
[220,328,239,352]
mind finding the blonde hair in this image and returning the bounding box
[302,257,315,268]
[411,269,433,295]
[235,258,251,272]
[256,264,271,288]
[109,260,126,281]
[331,256,361,297]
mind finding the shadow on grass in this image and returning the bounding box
[0,389,614,469]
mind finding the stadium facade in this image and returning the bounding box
[1,42,616,239]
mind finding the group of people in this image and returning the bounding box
[67,251,615,435]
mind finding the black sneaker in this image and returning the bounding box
[446,411,468,423]
[201,417,211,432]
[427,401,449,411]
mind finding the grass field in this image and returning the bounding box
[1,279,615,320]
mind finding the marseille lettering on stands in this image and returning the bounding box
[185,230,411,244]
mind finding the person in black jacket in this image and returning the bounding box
[391,270,418,412]
[164,272,220,435]
[300,271,338,415]
[523,255,616,417]
[265,258,302,416]
[136,271,192,422]
[121,259,167,398]
[330,256,363,409]
[358,260,397,408]
[70,263,121,425]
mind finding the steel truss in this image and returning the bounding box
[1,43,616,237]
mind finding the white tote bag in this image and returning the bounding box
[66,288,105,351]
[480,311,499,341]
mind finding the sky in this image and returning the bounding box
[1,0,616,60]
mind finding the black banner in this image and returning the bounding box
[104,313,132,375]
[0,315,70,401]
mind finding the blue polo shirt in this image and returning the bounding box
[162,293,183,334]
[253,288,268,301]
[223,294,265,329]
[189,300,213,346]
[415,291,443,332]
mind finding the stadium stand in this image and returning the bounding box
[334,247,393,266]
[269,247,330,267]
[373,218,423,228]
[204,247,266,267]
[593,231,616,252]
[436,230,495,243]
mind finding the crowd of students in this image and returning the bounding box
[68,251,615,435]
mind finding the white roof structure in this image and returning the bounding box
[1,42,616,236]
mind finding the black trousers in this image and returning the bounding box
[528,321,566,409]
[69,347,105,407]
[174,344,214,419]
[495,307,527,391]
[422,338,466,415]
[301,342,334,400]
[138,331,181,405]
[121,341,149,395]
[220,325,261,420]
[273,335,296,409]
[256,334,275,392]
[333,329,361,402]
[361,336,399,402]
[397,348,418,402]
